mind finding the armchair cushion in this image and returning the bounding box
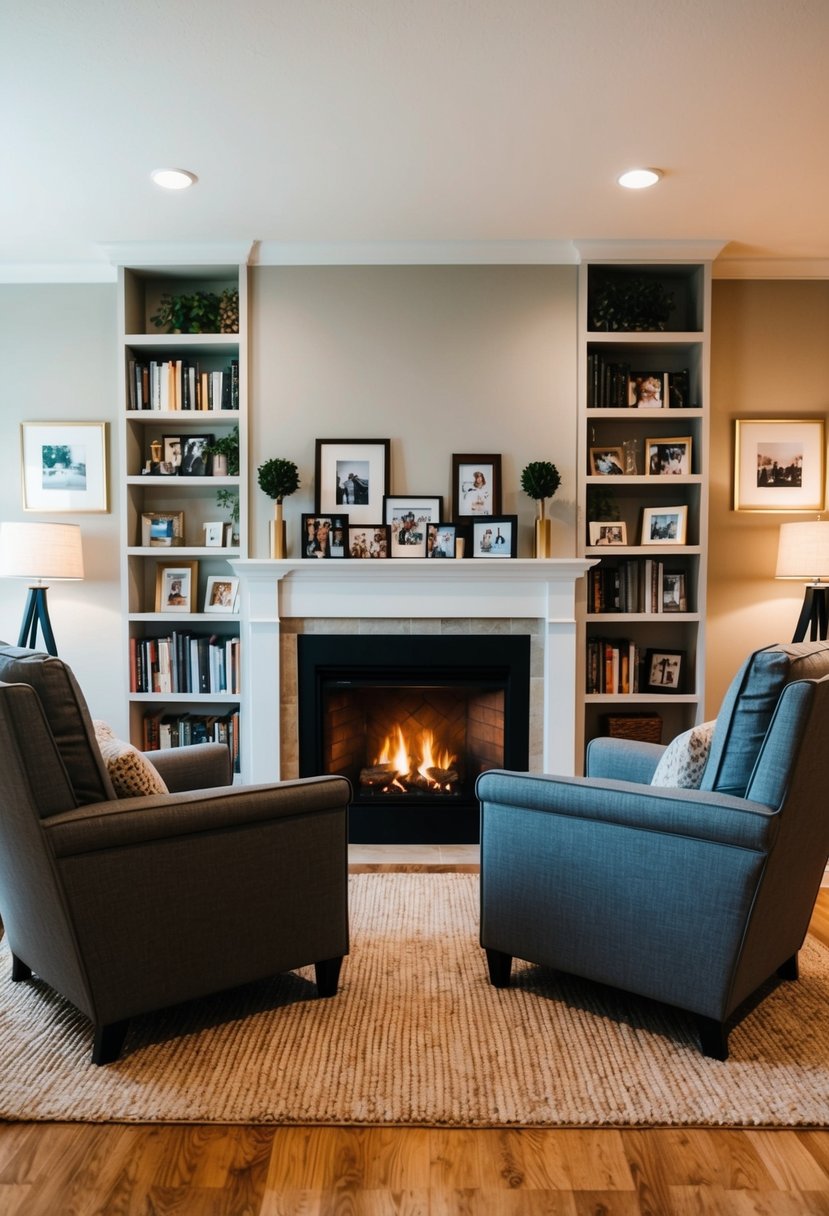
[93,721,169,798]
[651,720,715,788]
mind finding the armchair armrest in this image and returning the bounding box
[143,742,232,792]
[585,736,665,783]
[45,775,352,858]
[475,769,778,853]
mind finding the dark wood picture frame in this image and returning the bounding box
[471,515,518,558]
[315,438,390,526]
[347,523,390,558]
[452,454,502,519]
[643,648,686,693]
[301,513,350,559]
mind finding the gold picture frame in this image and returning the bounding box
[734,418,826,512]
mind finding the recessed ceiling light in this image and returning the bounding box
[617,168,662,190]
[151,168,197,191]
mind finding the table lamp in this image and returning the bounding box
[775,520,829,642]
[0,521,84,655]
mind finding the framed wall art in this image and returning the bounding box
[384,495,443,558]
[315,438,390,525]
[21,421,108,513]
[452,454,502,518]
[733,418,826,511]
[643,648,686,693]
[472,515,517,558]
[154,561,199,613]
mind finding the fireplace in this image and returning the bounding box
[298,634,530,843]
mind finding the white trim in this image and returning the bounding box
[573,239,727,264]
[252,239,580,265]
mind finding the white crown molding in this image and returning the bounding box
[100,241,257,269]
[712,258,829,280]
[573,239,728,263]
[251,240,581,265]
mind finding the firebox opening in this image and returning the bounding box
[298,634,530,844]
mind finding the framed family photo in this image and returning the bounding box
[154,561,198,613]
[428,523,458,558]
[204,575,239,613]
[588,521,627,546]
[472,516,517,558]
[646,436,693,476]
[589,447,625,476]
[641,505,688,545]
[452,454,502,519]
[384,496,443,558]
[643,648,685,693]
[348,524,389,558]
[315,438,390,526]
[302,514,350,558]
[733,418,826,512]
[21,421,108,512]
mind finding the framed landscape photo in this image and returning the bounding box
[643,648,686,693]
[141,510,185,547]
[646,436,693,476]
[384,495,443,558]
[348,524,389,558]
[641,505,688,545]
[452,454,502,518]
[204,575,239,613]
[589,446,625,476]
[21,421,108,512]
[302,514,350,559]
[472,515,517,558]
[154,560,198,613]
[428,523,457,558]
[733,418,826,511]
[315,438,390,526]
[588,521,627,546]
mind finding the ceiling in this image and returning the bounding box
[4,0,829,281]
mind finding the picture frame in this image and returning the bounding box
[163,433,214,477]
[646,436,693,476]
[643,648,686,693]
[427,522,458,558]
[204,575,239,613]
[203,521,225,548]
[662,571,688,612]
[21,421,108,513]
[471,515,517,558]
[733,418,826,512]
[627,371,669,409]
[384,496,443,558]
[301,514,350,559]
[141,510,185,547]
[347,524,390,558]
[589,446,625,476]
[154,561,199,613]
[641,505,688,545]
[315,438,390,526]
[588,521,627,546]
[452,454,502,518]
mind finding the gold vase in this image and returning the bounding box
[269,502,287,559]
[534,514,552,559]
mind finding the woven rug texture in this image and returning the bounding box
[0,872,827,1126]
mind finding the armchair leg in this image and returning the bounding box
[777,953,799,981]
[485,948,513,988]
[314,956,343,997]
[92,1019,129,1066]
[697,1016,729,1061]
[11,954,31,982]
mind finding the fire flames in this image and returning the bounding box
[362,724,458,794]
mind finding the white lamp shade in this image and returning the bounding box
[775,521,829,580]
[0,522,84,580]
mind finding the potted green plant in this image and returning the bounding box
[205,426,240,477]
[257,457,300,558]
[589,276,675,332]
[150,290,221,334]
[215,488,240,547]
[520,460,561,557]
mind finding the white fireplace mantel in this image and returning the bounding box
[231,558,594,784]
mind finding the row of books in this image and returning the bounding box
[128,358,239,412]
[129,633,241,695]
[586,638,646,694]
[143,708,240,773]
[588,560,688,614]
[587,354,691,409]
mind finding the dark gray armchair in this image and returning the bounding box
[0,643,351,1064]
[477,641,829,1058]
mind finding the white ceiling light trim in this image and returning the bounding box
[617,168,662,190]
[151,168,197,190]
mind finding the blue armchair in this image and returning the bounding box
[476,641,829,1058]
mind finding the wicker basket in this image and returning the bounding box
[604,713,663,744]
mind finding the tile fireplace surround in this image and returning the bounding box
[231,559,593,785]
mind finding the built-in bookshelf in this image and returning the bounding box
[577,259,711,760]
[116,263,248,772]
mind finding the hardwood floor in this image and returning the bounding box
[0,885,826,1216]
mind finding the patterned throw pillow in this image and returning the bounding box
[93,720,169,798]
[650,720,716,789]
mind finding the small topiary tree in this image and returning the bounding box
[520,460,561,519]
[257,458,300,503]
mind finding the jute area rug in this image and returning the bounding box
[1,872,827,1127]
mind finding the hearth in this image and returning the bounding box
[298,634,530,843]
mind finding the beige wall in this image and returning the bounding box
[707,280,829,713]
